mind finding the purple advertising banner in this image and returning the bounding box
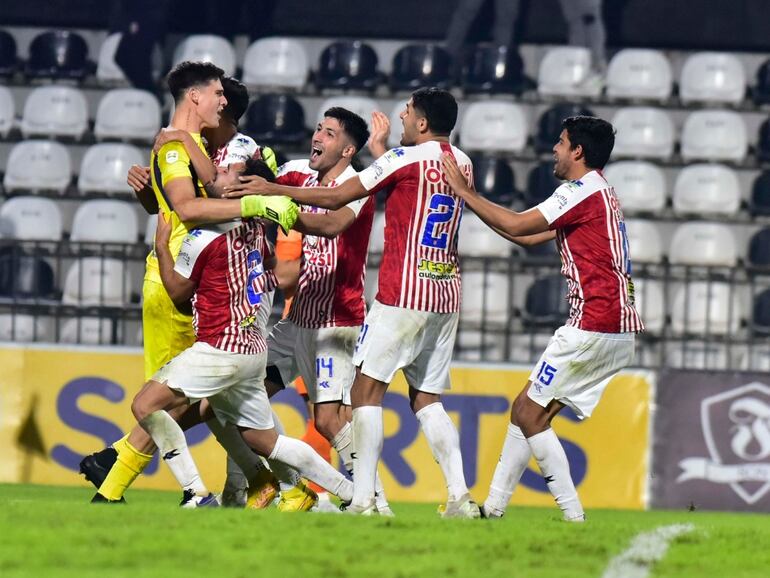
[652,369,770,512]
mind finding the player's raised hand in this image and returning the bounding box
[153,128,189,153]
[223,175,273,198]
[155,210,172,247]
[127,164,151,193]
[368,111,391,158]
[240,195,299,234]
[441,153,474,198]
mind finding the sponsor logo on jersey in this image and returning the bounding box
[417,259,456,280]
[165,150,179,164]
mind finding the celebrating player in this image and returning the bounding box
[440,115,643,521]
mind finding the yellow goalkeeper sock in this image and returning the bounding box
[111,434,130,454]
[98,440,153,501]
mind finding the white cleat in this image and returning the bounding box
[342,500,376,516]
[480,504,504,519]
[312,493,342,514]
[565,513,586,523]
[438,494,481,519]
[375,504,395,517]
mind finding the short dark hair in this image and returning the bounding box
[411,87,457,136]
[561,116,616,170]
[243,157,276,182]
[221,77,250,125]
[167,61,225,103]
[323,107,370,153]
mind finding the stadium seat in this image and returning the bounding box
[172,35,236,76]
[632,279,665,334]
[3,140,72,193]
[756,119,770,163]
[680,52,746,105]
[20,85,88,139]
[0,196,62,241]
[603,161,666,212]
[0,29,18,78]
[70,200,139,243]
[523,161,560,207]
[534,103,594,153]
[367,211,385,254]
[245,93,306,145]
[605,49,673,101]
[471,156,515,204]
[524,274,569,326]
[461,271,510,326]
[666,341,733,370]
[680,110,747,163]
[316,96,378,128]
[0,313,51,342]
[242,37,309,90]
[752,288,770,335]
[95,33,127,84]
[0,85,15,138]
[672,164,741,216]
[316,40,380,91]
[391,44,451,92]
[364,266,379,305]
[624,219,664,264]
[458,213,511,258]
[525,237,560,261]
[386,102,407,148]
[455,330,506,363]
[670,281,742,335]
[462,44,527,95]
[60,317,116,345]
[753,58,770,105]
[669,222,738,267]
[537,46,601,98]
[144,214,158,246]
[0,252,56,299]
[94,88,162,142]
[611,107,675,160]
[459,101,528,154]
[62,258,131,306]
[25,30,91,80]
[747,227,770,269]
[750,171,770,216]
[77,143,145,195]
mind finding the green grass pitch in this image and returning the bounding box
[1,484,769,578]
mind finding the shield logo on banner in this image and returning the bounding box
[701,382,770,504]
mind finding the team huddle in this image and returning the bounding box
[79,60,642,521]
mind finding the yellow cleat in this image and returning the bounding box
[277,482,318,513]
[245,469,280,510]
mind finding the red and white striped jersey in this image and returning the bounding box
[536,170,644,334]
[175,220,277,353]
[276,159,374,328]
[358,142,472,313]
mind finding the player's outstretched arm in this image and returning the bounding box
[441,153,549,238]
[155,129,217,195]
[155,211,195,305]
[294,206,356,238]
[224,175,370,211]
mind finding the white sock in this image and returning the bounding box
[527,428,584,521]
[140,410,207,495]
[415,402,469,502]
[484,423,531,516]
[351,406,383,508]
[205,418,263,484]
[267,410,301,490]
[333,420,390,509]
[268,434,353,501]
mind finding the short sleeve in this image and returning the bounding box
[219,135,257,167]
[158,142,192,186]
[174,228,219,280]
[358,148,409,194]
[536,181,596,229]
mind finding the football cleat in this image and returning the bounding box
[375,504,395,517]
[180,489,220,508]
[311,492,342,514]
[340,500,376,516]
[438,494,481,519]
[277,482,317,513]
[79,447,118,490]
[479,504,504,519]
[90,492,125,504]
[245,469,280,510]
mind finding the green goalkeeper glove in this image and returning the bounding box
[241,195,298,233]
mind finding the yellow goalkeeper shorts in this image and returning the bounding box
[142,278,195,380]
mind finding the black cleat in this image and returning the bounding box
[79,447,118,489]
[90,492,125,504]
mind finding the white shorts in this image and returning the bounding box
[352,300,459,394]
[152,341,273,430]
[527,325,635,419]
[267,318,360,405]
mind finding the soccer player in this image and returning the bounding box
[225,88,480,517]
[136,157,353,507]
[440,115,643,521]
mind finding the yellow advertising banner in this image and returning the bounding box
[0,346,653,510]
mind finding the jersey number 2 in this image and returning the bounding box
[420,193,456,250]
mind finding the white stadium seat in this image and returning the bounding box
[364,266,379,305]
[316,96,378,129]
[172,35,236,76]
[606,49,673,101]
[77,143,145,195]
[458,212,511,258]
[455,330,506,362]
[96,33,128,84]
[680,52,746,105]
[680,110,747,163]
[0,85,15,138]
[243,37,309,90]
[671,282,741,335]
[611,107,675,160]
[603,161,667,212]
[21,85,88,139]
[144,214,158,246]
[669,222,738,267]
[0,196,62,241]
[388,102,406,148]
[368,211,386,254]
[672,164,741,216]
[632,279,665,334]
[62,258,132,306]
[60,317,117,345]
[537,46,602,98]
[460,271,509,326]
[666,340,733,370]
[94,89,162,142]
[624,219,664,264]
[0,314,52,342]
[459,101,528,154]
[70,200,138,243]
[3,140,72,193]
